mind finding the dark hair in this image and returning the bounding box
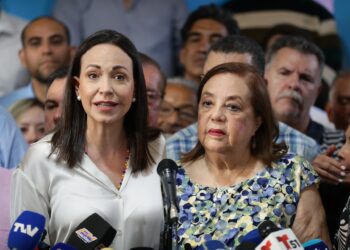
[139,52,167,97]
[209,35,265,76]
[51,30,152,173]
[182,62,286,166]
[265,35,324,78]
[181,4,239,45]
[47,67,69,88]
[21,16,71,46]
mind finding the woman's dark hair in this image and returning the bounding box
[182,62,287,166]
[51,29,153,173]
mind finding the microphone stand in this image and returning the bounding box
[163,201,178,250]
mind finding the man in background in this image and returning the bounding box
[158,78,197,136]
[140,53,166,128]
[179,4,239,84]
[44,67,68,133]
[0,16,73,108]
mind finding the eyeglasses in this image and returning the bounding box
[146,89,162,103]
[159,100,196,122]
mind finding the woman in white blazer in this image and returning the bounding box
[11,29,165,250]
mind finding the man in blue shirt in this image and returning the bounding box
[166,35,320,163]
[0,16,73,108]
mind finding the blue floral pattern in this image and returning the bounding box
[176,154,319,248]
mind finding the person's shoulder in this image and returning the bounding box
[274,153,311,169]
[273,153,318,183]
[167,123,198,143]
[0,85,33,108]
[20,134,53,167]
[147,132,166,157]
[148,132,166,148]
[278,122,318,146]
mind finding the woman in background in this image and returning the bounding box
[11,30,165,249]
[176,63,330,248]
[9,98,45,144]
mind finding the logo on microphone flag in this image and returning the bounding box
[75,228,98,243]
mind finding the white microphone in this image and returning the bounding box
[255,221,304,250]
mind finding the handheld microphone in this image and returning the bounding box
[302,239,329,250]
[157,159,179,222]
[257,220,280,238]
[235,241,257,250]
[52,242,78,250]
[240,228,263,245]
[8,210,46,250]
[255,221,304,250]
[66,213,116,250]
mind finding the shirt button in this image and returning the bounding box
[116,229,122,236]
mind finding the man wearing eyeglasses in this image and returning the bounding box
[158,78,197,136]
[140,53,166,128]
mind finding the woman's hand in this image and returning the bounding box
[312,145,347,185]
[292,185,331,248]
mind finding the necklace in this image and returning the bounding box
[117,147,130,189]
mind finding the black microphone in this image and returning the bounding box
[236,241,257,250]
[67,213,116,250]
[157,159,179,222]
[257,220,280,238]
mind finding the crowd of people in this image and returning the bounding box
[1,1,350,249]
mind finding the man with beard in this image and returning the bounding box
[178,4,239,85]
[0,16,73,108]
[264,35,326,144]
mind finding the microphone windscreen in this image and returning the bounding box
[8,210,46,250]
[257,220,280,238]
[235,241,257,250]
[156,159,178,175]
[52,242,77,250]
[67,213,116,250]
[240,228,263,244]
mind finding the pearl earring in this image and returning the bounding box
[77,95,81,101]
[132,97,136,102]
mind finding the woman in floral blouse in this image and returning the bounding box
[176,62,330,248]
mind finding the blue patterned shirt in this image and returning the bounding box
[166,122,320,163]
[176,154,319,248]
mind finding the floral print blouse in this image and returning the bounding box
[176,154,319,248]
